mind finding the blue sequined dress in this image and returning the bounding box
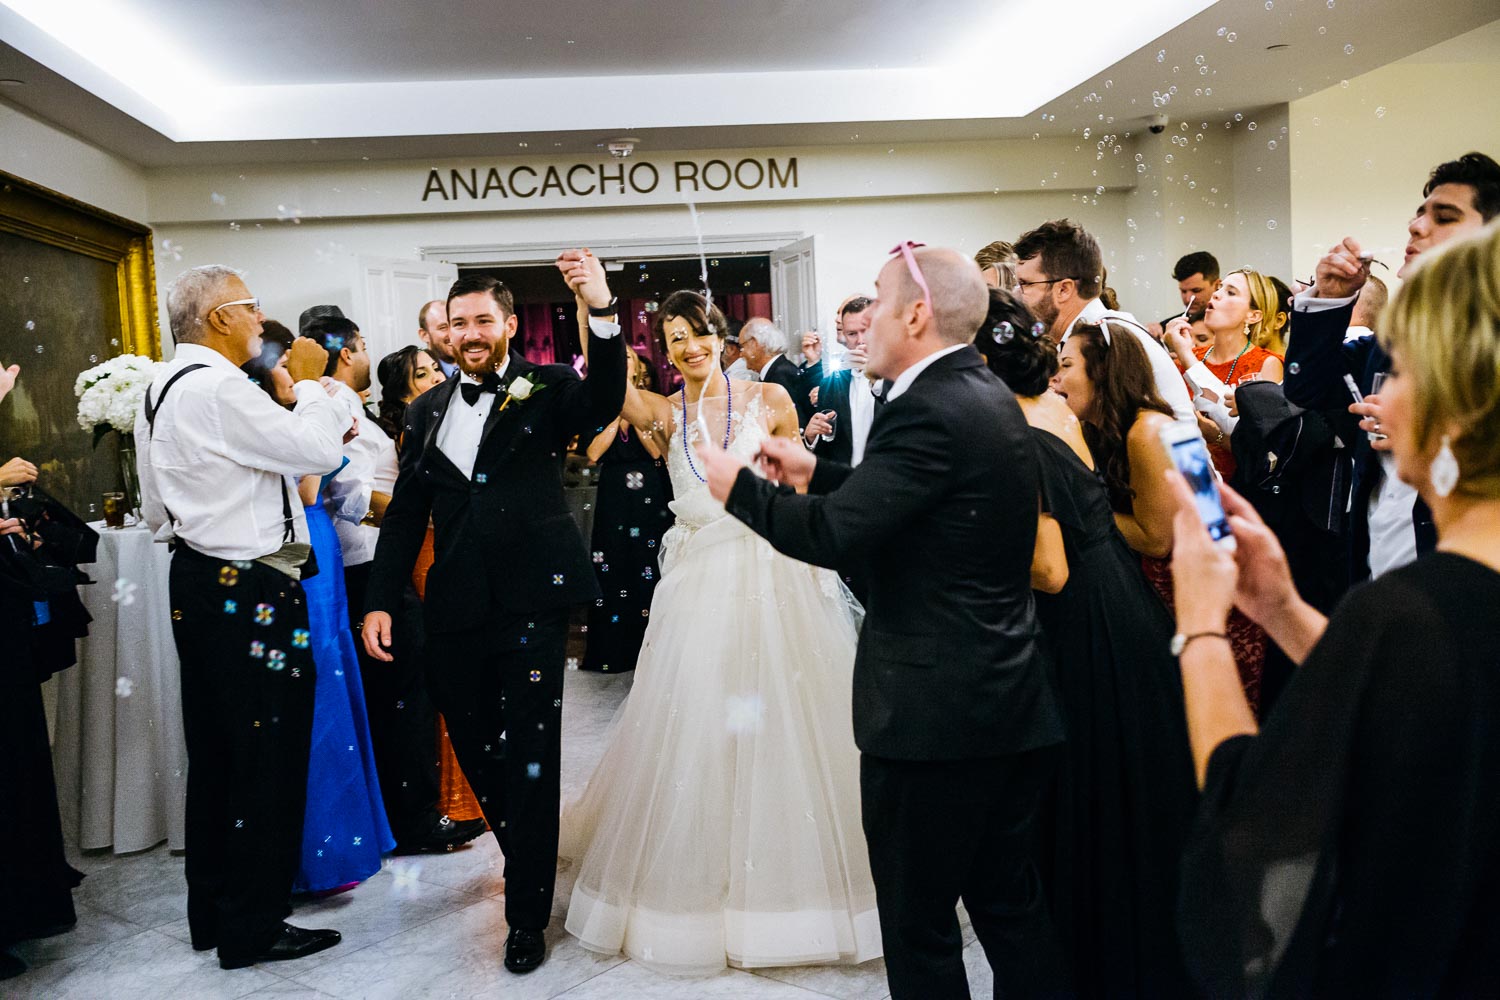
[293,501,395,891]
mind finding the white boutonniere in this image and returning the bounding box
[498,375,541,412]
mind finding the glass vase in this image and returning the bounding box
[118,431,142,520]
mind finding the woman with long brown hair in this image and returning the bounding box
[1053,322,1264,711]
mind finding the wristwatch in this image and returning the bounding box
[1171,631,1229,657]
[587,297,619,317]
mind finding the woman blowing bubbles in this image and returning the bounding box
[1168,222,1500,997]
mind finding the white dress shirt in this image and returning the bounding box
[324,380,399,567]
[136,343,348,561]
[436,356,511,481]
[885,343,967,403]
[848,370,878,465]
[1062,299,1195,423]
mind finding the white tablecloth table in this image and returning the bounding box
[52,523,188,853]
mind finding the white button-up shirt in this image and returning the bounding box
[1062,299,1195,423]
[848,370,878,465]
[436,355,511,481]
[325,380,399,567]
[136,343,348,561]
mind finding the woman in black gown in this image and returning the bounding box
[1,364,93,980]
[1168,225,1500,997]
[580,348,672,673]
[977,290,1197,998]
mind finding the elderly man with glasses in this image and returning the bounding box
[136,265,353,970]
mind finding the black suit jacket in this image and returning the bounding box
[1281,302,1435,583]
[727,346,1063,761]
[812,368,855,466]
[762,354,820,428]
[366,331,626,631]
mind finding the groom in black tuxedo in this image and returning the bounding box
[700,245,1066,998]
[362,253,625,974]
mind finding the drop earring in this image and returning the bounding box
[1431,434,1460,498]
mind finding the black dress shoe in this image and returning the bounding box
[504,927,546,974]
[392,815,488,855]
[1,952,26,981]
[219,923,341,970]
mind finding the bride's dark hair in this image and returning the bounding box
[654,290,729,344]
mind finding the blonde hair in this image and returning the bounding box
[1226,268,1284,354]
[1380,221,1500,498]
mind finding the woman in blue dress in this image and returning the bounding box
[244,343,394,892]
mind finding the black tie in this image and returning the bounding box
[459,373,501,407]
[873,380,889,406]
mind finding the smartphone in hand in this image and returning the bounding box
[1158,420,1235,549]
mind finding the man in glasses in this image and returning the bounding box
[1015,219,1195,422]
[700,243,1067,998]
[137,266,352,969]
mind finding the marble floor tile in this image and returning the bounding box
[284,898,624,1000]
[748,958,892,1000]
[71,844,187,929]
[963,938,994,996]
[240,983,343,1000]
[11,927,284,1000]
[385,836,507,898]
[555,960,832,998]
[8,902,146,971]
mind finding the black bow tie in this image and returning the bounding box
[459,373,501,407]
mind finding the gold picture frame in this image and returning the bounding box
[0,168,160,358]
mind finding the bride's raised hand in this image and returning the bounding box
[755,436,816,490]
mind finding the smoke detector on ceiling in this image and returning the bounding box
[605,137,640,158]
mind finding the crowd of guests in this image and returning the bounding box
[3,147,1499,996]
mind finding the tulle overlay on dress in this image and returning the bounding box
[560,388,881,974]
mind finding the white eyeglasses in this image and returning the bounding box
[211,297,261,314]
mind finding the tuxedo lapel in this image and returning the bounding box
[477,353,540,459]
[422,377,461,456]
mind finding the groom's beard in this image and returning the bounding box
[456,339,507,376]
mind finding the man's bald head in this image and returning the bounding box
[885,246,989,345]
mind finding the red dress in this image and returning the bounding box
[1185,341,1282,480]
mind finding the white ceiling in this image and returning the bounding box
[0,0,1495,167]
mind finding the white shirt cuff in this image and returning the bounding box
[1293,289,1357,312]
[587,316,621,339]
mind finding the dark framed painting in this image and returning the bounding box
[1,169,160,514]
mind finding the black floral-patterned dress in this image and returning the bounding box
[581,427,673,672]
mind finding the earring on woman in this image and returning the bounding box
[1431,434,1460,498]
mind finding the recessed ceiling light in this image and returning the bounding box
[1266,43,1290,50]
[0,79,25,86]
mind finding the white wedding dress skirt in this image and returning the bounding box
[560,389,881,974]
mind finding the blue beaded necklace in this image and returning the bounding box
[681,371,733,483]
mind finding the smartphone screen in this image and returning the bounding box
[1168,436,1233,542]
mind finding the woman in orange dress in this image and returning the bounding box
[1161,268,1284,712]
[375,347,484,826]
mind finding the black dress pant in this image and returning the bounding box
[169,546,316,966]
[861,748,1068,1000]
[343,562,440,843]
[422,608,568,930]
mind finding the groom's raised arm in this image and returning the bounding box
[556,249,626,438]
[725,400,950,569]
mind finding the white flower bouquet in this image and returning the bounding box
[75,354,164,443]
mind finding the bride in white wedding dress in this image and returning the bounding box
[560,292,881,975]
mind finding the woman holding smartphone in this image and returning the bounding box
[1168,223,1500,997]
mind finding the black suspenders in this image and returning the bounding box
[144,364,296,543]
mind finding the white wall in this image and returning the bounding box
[0,101,150,221]
[1288,19,1500,283]
[151,188,1135,346]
